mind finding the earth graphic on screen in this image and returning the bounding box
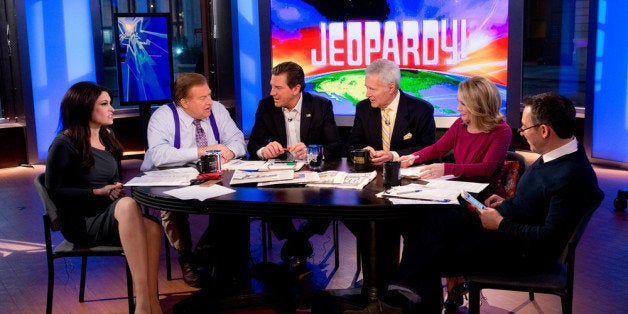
[305,69,506,117]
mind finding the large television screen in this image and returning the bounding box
[269,0,517,127]
[114,13,174,106]
[586,0,628,166]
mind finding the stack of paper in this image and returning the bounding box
[262,160,306,171]
[381,183,459,203]
[125,167,199,186]
[221,159,306,171]
[164,184,236,201]
[379,179,489,205]
[400,166,455,180]
[222,159,267,171]
[424,180,488,193]
[306,170,377,190]
[229,169,295,185]
[257,171,321,186]
[399,166,427,179]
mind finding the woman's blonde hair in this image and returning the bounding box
[458,76,504,132]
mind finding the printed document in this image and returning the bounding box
[222,159,267,171]
[381,183,460,204]
[257,171,321,186]
[229,169,295,185]
[306,170,377,190]
[164,184,236,201]
[125,167,198,186]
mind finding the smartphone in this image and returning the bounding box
[461,191,485,210]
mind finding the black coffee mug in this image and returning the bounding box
[196,154,218,174]
[383,161,401,187]
[350,149,371,172]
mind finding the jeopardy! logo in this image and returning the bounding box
[310,20,468,67]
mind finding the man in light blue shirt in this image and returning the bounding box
[141,73,246,287]
[141,81,246,171]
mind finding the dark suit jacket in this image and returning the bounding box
[247,92,341,160]
[348,91,436,156]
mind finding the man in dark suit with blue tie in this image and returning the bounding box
[248,61,341,269]
[347,58,436,300]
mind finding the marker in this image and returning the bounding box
[384,191,451,203]
[396,189,422,195]
[273,161,296,165]
[412,198,450,203]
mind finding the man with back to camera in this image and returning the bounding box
[344,58,437,299]
[346,92,604,313]
[141,73,247,288]
[247,61,341,270]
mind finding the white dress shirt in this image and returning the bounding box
[542,137,578,163]
[256,93,304,159]
[284,95,303,147]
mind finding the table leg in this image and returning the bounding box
[211,215,251,292]
[614,188,627,211]
[356,220,401,303]
[173,215,257,313]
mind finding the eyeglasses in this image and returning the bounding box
[517,124,542,133]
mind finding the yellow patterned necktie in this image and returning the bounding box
[382,108,391,151]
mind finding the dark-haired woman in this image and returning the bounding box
[45,82,162,314]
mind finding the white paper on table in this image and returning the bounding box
[380,183,460,204]
[125,167,199,186]
[229,169,295,185]
[400,166,427,179]
[163,185,235,201]
[257,171,321,186]
[377,192,460,205]
[424,180,488,194]
[308,171,339,184]
[306,171,376,190]
[222,159,267,171]
[260,159,306,171]
[400,166,456,181]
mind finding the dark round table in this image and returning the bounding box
[131,158,454,307]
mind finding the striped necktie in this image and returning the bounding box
[382,108,391,151]
[193,119,208,147]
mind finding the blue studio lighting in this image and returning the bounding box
[233,0,263,136]
[591,0,628,163]
[26,0,97,161]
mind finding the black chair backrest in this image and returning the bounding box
[559,196,603,264]
[34,173,63,232]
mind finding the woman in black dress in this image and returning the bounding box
[45,82,162,313]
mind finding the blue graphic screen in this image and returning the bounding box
[114,13,174,106]
[591,0,628,163]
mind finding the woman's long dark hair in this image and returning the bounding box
[59,81,124,170]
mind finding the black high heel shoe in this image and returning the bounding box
[444,281,469,311]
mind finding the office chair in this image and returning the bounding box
[35,173,134,314]
[466,197,603,314]
[501,150,527,198]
